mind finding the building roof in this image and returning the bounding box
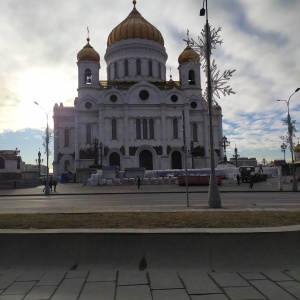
[107,1,164,46]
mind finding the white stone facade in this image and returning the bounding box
[52,4,223,181]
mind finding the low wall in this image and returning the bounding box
[0,228,299,271]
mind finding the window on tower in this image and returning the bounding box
[143,119,148,139]
[114,62,118,78]
[136,119,141,139]
[173,118,178,139]
[124,60,129,77]
[112,119,117,140]
[86,124,92,145]
[85,69,92,84]
[188,70,195,85]
[136,59,141,76]
[64,129,70,147]
[192,123,198,142]
[148,60,153,77]
[158,62,162,79]
[149,119,155,139]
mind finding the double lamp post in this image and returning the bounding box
[34,101,50,196]
[277,88,300,192]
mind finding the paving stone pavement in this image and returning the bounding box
[1,269,300,300]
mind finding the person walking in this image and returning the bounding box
[249,175,254,189]
[137,176,141,189]
[49,178,53,192]
[53,179,57,192]
[236,174,240,185]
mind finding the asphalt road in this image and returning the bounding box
[0,192,299,213]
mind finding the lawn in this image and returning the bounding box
[0,211,299,229]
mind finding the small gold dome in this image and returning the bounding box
[107,1,164,46]
[178,46,199,64]
[294,143,300,153]
[77,38,100,62]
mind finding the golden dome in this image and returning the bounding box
[178,46,199,64]
[294,143,300,153]
[107,1,164,46]
[77,38,100,62]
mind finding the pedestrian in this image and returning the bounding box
[53,179,57,192]
[49,178,53,192]
[137,176,141,189]
[249,175,253,189]
[236,174,240,185]
[42,179,46,192]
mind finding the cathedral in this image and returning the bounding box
[52,1,223,181]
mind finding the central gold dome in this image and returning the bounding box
[107,1,164,46]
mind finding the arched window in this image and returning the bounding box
[114,62,118,78]
[64,160,70,172]
[86,124,92,145]
[149,119,154,139]
[148,60,153,77]
[136,59,141,76]
[124,59,129,76]
[64,129,70,147]
[143,119,148,139]
[136,119,141,139]
[158,62,162,79]
[173,119,178,139]
[0,157,5,169]
[85,68,92,84]
[193,123,198,142]
[189,70,195,85]
[112,119,117,140]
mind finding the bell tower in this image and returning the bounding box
[77,29,100,93]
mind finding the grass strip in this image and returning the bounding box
[0,212,299,229]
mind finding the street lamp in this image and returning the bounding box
[277,87,300,191]
[34,101,50,196]
[35,149,43,176]
[233,144,240,167]
[281,142,287,161]
[219,136,230,162]
[200,0,221,208]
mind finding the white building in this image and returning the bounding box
[53,1,224,181]
[0,150,22,181]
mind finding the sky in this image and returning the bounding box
[0,0,300,170]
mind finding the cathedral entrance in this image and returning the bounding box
[109,152,120,167]
[139,150,153,170]
[171,151,182,169]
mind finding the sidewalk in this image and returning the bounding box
[0,177,294,197]
[1,268,300,300]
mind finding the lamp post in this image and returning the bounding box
[281,142,287,161]
[277,87,300,191]
[233,145,240,167]
[219,136,230,162]
[35,150,43,176]
[34,101,50,196]
[200,0,221,207]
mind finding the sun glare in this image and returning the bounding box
[16,67,74,130]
